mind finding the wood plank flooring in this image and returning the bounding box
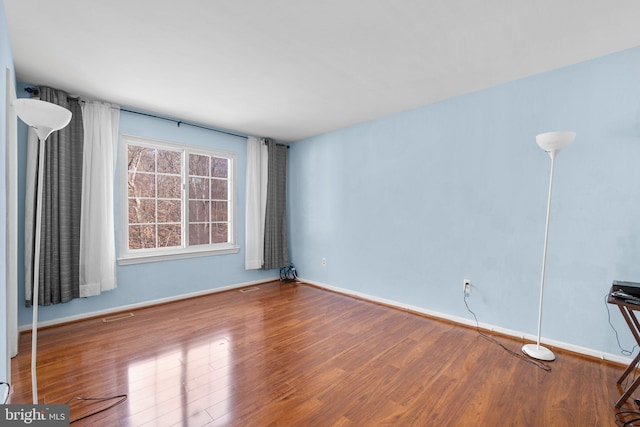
[7,281,633,426]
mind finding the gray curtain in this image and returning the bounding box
[26,87,83,306]
[263,140,289,270]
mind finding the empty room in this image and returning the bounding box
[2,1,640,426]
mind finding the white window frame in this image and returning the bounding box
[118,134,239,265]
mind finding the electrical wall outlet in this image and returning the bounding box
[322,257,327,266]
[463,279,471,295]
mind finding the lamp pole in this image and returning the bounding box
[534,151,555,352]
[30,135,46,404]
[522,131,575,362]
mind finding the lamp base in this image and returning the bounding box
[522,343,556,361]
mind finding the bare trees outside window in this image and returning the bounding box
[122,135,236,261]
[188,153,230,246]
[128,145,182,249]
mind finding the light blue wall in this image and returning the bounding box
[16,106,275,326]
[0,0,14,384]
[289,46,640,356]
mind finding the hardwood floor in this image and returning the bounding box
[8,281,632,426]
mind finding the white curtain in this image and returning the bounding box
[245,136,268,270]
[79,101,119,297]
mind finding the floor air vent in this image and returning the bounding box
[102,313,135,323]
[239,287,260,293]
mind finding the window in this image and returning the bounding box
[119,135,238,264]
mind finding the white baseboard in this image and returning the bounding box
[19,277,279,332]
[302,277,632,366]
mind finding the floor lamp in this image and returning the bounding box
[522,131,575,362]
[13,98,72,404]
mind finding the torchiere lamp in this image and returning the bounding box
[522,131,575,362]
[13,98,72,404]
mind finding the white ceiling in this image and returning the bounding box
[5,1,640,142]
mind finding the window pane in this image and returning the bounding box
[189,200,209,222]
[128,172,155,198]
[189,223,210,246]
[189,177,209,199]
[211,157,228,178]
[157,150,181,174]
[128,146,155,173]
[157,175,181,198]
[211,201,227,222]
[157,224,181,248]
[157,200,181,223]
[211,179,228,200]
[129,198,155,224]
[189,153,209,176]
[211,223,228,244]
[129,225,156,249]
[123,138,235,255]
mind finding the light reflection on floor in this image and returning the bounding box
[125,336,231,426]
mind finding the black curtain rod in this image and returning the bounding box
[23,87,289,147]
[121,108,289,147]
[120,108,248,139]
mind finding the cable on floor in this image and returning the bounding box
[605,292,638,357]
[65,394,128,424]
[615,409,640,426]
[463,293,551,372]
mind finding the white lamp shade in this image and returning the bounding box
[536,131,576,154]
[13,98,72,141]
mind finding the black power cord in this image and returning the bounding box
[605,292,639,357]
[66,394,128,424]
[463,292,552,372]
[615,410,640,426]
[0,383,125,423]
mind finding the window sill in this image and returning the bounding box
[118,245,240,265]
